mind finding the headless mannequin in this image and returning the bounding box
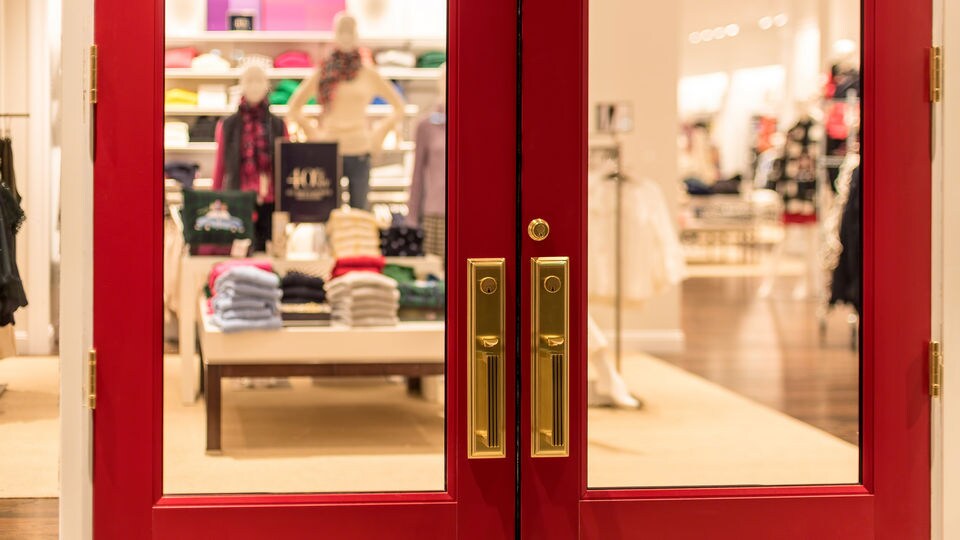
[213,65,287,251]
[288,12,406,210]
[406,63,446,258]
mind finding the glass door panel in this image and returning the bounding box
[162,2,450,496]
[585,0,861,489]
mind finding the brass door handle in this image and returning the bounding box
[468,259,506,458]
[531,257,569,457]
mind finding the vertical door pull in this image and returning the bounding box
[531,257,569,457]
[468,259,507,458]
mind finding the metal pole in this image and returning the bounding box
[614,137,623,373]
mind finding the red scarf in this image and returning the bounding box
[239,97,273,203]
[318,49,362,106]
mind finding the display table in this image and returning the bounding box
[177,253,444,403]
[198,301,445,452]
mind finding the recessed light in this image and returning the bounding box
[712,27,726,40]
[773,13,788,27]
[700,29,714,42]
[725,23,740,37]
[758,16,773,30]
[689,32,702,44]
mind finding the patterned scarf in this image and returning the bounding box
[318,49,362,106]
[239,97,273,202]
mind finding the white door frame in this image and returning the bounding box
[936,0,958,537]
[58,0,94,535]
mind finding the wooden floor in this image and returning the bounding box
[661,276,860,445]
[0,499,57,539]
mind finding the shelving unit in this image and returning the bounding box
[165,31,445,50]
[164,29,445,214]
[165,104,421,117]
[165,66,440,81]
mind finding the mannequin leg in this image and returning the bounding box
[588,315,640,409]
[343,154,372,210]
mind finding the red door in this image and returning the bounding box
[92,0,517,538]
[521,0,931,538]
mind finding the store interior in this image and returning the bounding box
[0,0,862,499]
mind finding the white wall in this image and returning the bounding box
[588,1,683,352]
[0,0,55,355]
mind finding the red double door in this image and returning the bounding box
[93,0,931,538]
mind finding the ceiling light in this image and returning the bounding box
[689,32,702,44]
[758,16,773,30]
[725,24,740,37]
[700,29,714,42]
[773,13,788,27]
[833,38,856,55]
[712,27,726,40]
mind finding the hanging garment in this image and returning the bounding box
[588,175,685,301]
[821,154,860,288]
[768,118,820,220]
[0,138,28,326]
[830,166,862,313]
[407,104,446,226]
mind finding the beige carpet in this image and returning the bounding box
[0,353,858,497]
[0,357,59,498]
[588,353,859,488]
[163,355,446,494]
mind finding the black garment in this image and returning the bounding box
[281,272,326,290]
[254,202,274,253]
[281,286,326,304]
[830,166,861,313]
[0,138,28,326]
[164,161,200,188]
[380,225,425,257]
[219,111,285,192]
[190,116,219,143]
[768,118,819,217]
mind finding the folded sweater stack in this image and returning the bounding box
[326,208,382,258]
[325,271,400,327]
[210,266,282,333]
[281,271,326,304]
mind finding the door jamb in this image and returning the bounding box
[58,0,94,537]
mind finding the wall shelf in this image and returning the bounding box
[165,31,445,50]
[164,141,415,154]
[165,67,440,81]
[164,104,420,117]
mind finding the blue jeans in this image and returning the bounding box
[342,154,371,210]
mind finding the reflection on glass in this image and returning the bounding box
[587,0,861,488]
[162,2,448,495]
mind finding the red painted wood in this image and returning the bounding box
[92,0,517,538]
[521,0,931,538]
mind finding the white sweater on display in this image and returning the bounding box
[588,175,686,302]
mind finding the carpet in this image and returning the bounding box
[0,357,59,498]
[588,354,859,488]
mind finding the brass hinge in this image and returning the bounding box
[930,341,943,398]
[930,46,943,103]
[87,348,97,409]
[89,45,98,105]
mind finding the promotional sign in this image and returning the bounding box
[275,142,340,223]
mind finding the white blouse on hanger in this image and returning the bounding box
[588,174,686,302]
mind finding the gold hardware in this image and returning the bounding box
[528,219,550,242]
[931,341,943,398]
[931,47,943,103]
[87,349,97,410]
[479,276,498,295]
[468,259,507,458]
[531,257,569,457]
[89,45,98,105]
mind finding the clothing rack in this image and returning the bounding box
[590,136,626,373]
[0,115,29,398]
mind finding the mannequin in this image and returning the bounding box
[288,12,406,210]
[406,63,446,258]
[213,65,287,252]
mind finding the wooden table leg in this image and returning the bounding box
[205,364,222,453]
